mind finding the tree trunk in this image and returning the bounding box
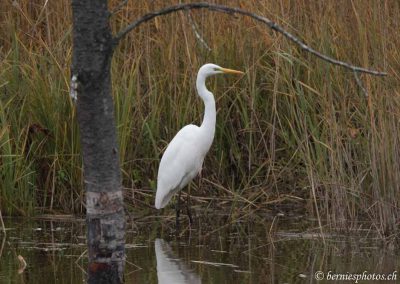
[71,1,125,283]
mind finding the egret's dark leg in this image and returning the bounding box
[186,185,193,226]
[186,184,193,226]
[176,191,182,231]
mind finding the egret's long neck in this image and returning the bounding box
[196,73,216,143]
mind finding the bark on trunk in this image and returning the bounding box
[71,1,125,283]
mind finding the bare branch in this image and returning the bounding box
[113,2,387,76]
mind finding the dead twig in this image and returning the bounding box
[110,0,129,16]
[185,11,211,51]
[354,71,369,97]
[113,2,386,76]
[0,209,5,235]
[17,255,27,274]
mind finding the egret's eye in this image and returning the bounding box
[213,68,220,72]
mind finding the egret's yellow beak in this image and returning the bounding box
[220,67,244,75]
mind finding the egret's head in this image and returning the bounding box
[199,63,244,78]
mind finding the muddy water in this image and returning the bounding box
[0,215,398,283]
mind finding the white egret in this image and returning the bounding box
[155,63,244,225]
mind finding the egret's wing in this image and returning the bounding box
[155,125,202,209]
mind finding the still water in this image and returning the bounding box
[0,214,398,283]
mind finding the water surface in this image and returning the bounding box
[0,214,398,283]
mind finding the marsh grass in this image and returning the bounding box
[0,0,399,236]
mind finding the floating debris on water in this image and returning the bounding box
[191,260,239,268]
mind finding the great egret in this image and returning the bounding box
[155,63,244,224]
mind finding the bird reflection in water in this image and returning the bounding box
[155,239,201,284]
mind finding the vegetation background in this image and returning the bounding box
[0,0,399,236]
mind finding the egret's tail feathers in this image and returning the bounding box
[154,197,164,209]
[155,186,178,209]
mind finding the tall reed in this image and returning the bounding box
[0,0,398,235]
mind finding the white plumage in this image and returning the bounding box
[155,63,243,209]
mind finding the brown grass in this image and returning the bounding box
[0,0,399,236]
